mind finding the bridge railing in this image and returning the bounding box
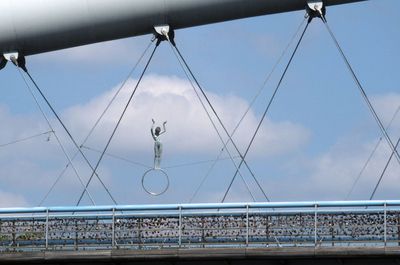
[0,200,399,251]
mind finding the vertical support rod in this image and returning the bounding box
[314,204,318,247]
[74,220,78,251]
[138,218,142,249]
[179,206,182,248]
[45,209,49,250]
[266,215,269,246]
[201,217,205,248]
[384,203,387,246]
[112,208,116,248]
[397,212,400,247]
[246,204,249,246]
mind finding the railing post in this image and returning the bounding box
[112,208,116,249]
[138,218,142,249]
[178,206,182,248]
[384,202,387,246]
[314,204,318,248]
[45,209,49,250]
[246,204,249,246]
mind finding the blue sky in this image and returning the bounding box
[0,0,399,207]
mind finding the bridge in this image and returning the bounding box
[1,200,400,264]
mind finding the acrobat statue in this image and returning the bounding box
[151,119,167,169]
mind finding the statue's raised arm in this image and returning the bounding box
[150,119,166,169]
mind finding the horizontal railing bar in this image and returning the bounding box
[2,200,400,214]
[0,210,393,221]
[0,201,398,253]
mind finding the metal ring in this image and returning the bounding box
[141,168,170,196]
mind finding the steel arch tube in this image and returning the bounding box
[0,0,366,56]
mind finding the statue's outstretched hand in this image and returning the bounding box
[152,118,155,124]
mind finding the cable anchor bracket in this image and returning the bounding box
[3,52,27,72]
[153,25,176,47]
[0,55,7,71]
[306,1,326,22]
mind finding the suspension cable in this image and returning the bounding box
[170,43,267,203]
[346,105,400,200]
[221,20,310,203]
[347,139,380,199]
[15,67,96,205]
[13,59,117,205]
[39,39,154,206]
[81,145,152,169]
[81,40,155,148]
[38,163,68,206]
[76,42,159,206]
[82,144,238,170]
[320,15,400,166]
[370,135,400,200]
[188,17,307,203]
[0,131,52,148]
[167,41,256,202]
[164,156,241,169]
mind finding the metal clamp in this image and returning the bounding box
[0,52,20,70]
[3,52,27,71]
[154,25,176,46]
[306,1,326,21]
[0,55,7,70]
[3,52,20,63]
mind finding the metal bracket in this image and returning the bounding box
[154,25,170,38]
[306,1,326,21]
[3,52,27,71]
[0,55,6,70]
[154,25,176,46]
[3,52,20,63]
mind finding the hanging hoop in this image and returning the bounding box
[141,168,170,196]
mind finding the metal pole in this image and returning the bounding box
[201,217,205,248]
[314,204,318,247]
[45,209,49,250]
[112,208,116,248]
[246,205,249,246]
[331,215,334,247]
[138,218,142,249]
[384,203,387,246]
[179,206,182,248]
[397,212,400,247]
[74,220,78,251]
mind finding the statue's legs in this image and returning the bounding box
[154,142,163,169]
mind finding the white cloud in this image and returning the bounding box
[0,74,311,206]
[307,138,399,200]
[0,191,28,207]
[269,93,400,201]
[248,92,400,202]
[0,104,114,206]
[64,74,310,157]
[6,79,398,205]
[0,106,47,140]
[373,93,400,131]
[262,137,400,202]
